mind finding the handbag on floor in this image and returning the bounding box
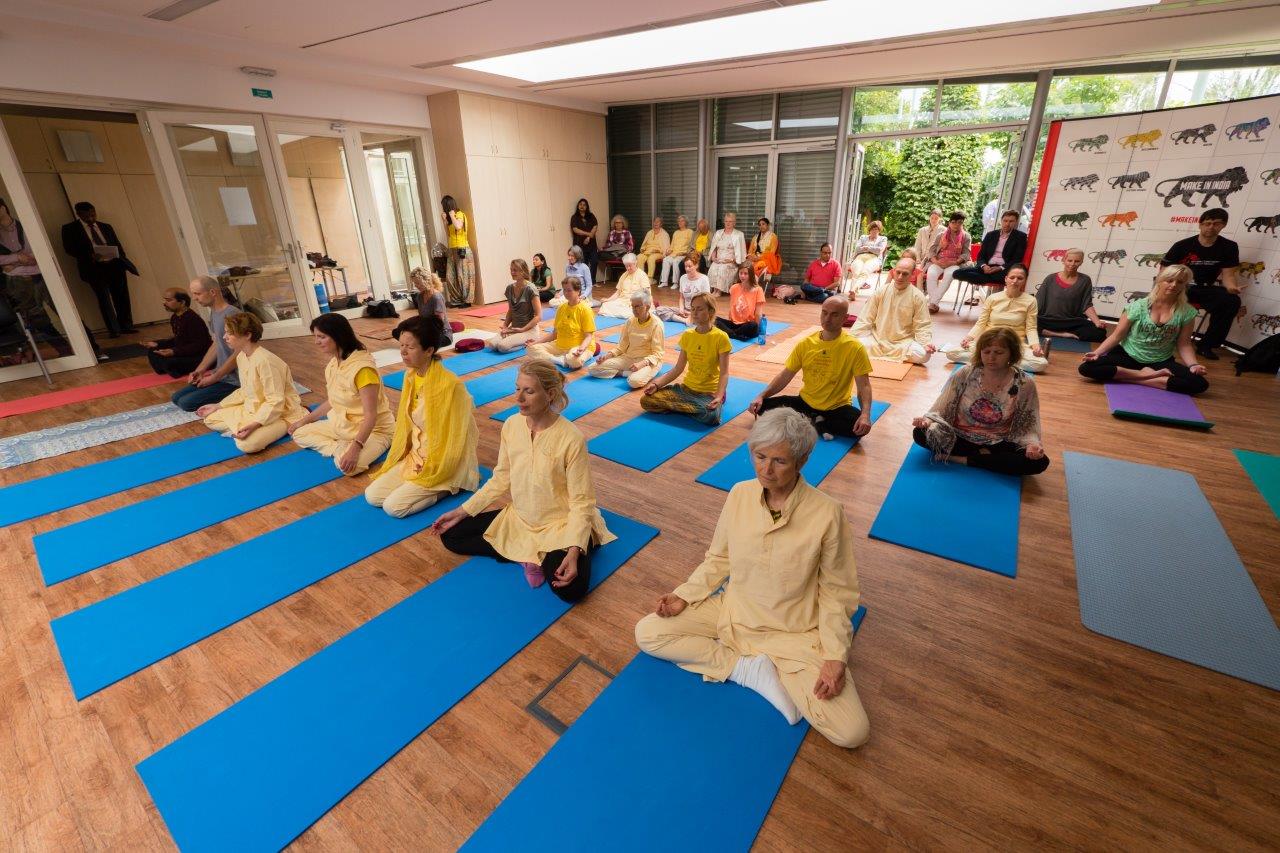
[1233,332,1280,375]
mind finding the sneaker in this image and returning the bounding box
[522,562,545,588]
[783,296,798,305]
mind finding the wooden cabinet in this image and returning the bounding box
[582,114,606,164]
[521,158,553,249]
[488,98,521,158]
[517,102,550,160]
[102,123,154,175]
[3,116,55,173]
[459,93,495,157]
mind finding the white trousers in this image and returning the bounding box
[926,263,960,305]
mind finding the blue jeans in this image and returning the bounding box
[800,283,835,303]
[171,381,237,412]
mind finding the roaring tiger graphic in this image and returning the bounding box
[1098,211,1138,228]
[1263,167,1280,185]
[1051,211,1089,228]
[1238,261,1266,278]
[1043,248,1068,262]
[1244,214,1280,235]
[1252,314,1280,336]
[1092,286,1116,298]
[1225,116,1270,140]
[1119,129,1161,150]
[1154,166,1249,208]
[1060,174,1099,190]
[1068,134,1108,152]
[1108,170,1149,190]
[1124,291,1147,303]
[1134,253,1164,267]
[1088,249,1127,265]
[1172,123,1216,145]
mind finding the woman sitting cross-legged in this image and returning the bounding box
[531,252,555,304]
[289,313,395,475]
[197,312,306,453]
[655,252,709,324]
[599,252,652,318]
[641,292,730,425]
[913,326,1049,476]
[588,290,665,389]
[634,407,869,748]
[486,258,543,353]
[715,262,765,342]
[1036,249,1105,343]
[945,264,1048,374]
[526,276,596,369]
[364,315,480,518]
[432,360,616,600]
[409,267,451,342]
[1078,263,1208,395]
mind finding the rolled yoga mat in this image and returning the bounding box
[1105,383,1213,429]
[51,476,488,700]
[0,432,244,528]
[868,444,1022,577]
[1065,451,1280,691]
[463,606,867,853]
[490,365,671,423]
[135,509,658,853]
[383,364,521,407]
[0,371,177,419]
[696,401,890,492]
[587,378,768,473]
[36,448,344,586]
[1235,449,1280,521]
[0,402,200,470]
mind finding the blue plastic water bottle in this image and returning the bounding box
[314,282,331,314]
[757,314,768,345]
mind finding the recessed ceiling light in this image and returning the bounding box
[457,0,1159,83]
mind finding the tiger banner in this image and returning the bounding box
[1026,92,1280,349]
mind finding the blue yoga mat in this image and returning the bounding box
[51,478,487,700]
[869,444,1022,577]
[1048,336,1093,353]
[1236,449,1280,521]
[383,364,521,407]
[384,349,526,389]
[602,319,689,342]
[36,449,344,586]
[0,432,243,528]
[588,378,767,472]
[1065,452,1280,691]
[491,365,671,423]
[135,509,657,853]
[724,321,792,354]
[464,606,866,853]
[541,314,626,335]
[696,401,891,492]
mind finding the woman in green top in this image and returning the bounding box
[1078,264,1208,395]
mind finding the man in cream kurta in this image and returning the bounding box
[635,478,869,748]
[850,258,935,364]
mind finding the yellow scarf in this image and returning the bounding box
[377,360,479,491]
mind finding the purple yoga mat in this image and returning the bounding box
[1105,383,1211,427]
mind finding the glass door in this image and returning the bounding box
[774,149,837,284]
[840,143,866,267]
[362,133,432,294]
[145,111,313,338]
[713,151,770,231]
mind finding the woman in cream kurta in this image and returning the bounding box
[636,407,868,748]
[599,253,653,318]
[635,217,670,281]
[945,264,1047,373]
[197,313,305,454]
[707,213,747,294]
[290,314,395,475]
[434,360,615,602]
[849,260,935,364]
[364,315,480,518]
[588,290,665,389]
[660,215,695,287]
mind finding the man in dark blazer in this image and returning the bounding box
[951,209,1027,301]
[61,201,139,337]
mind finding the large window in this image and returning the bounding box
[1163,55,1280,108]
[1043,65,1167,120]
[607,101,700,232]
[608,153,650,240]
[776,90,843,140]
[938,76,1038,126]
[713,95,773,145]
[850,84,936,133]
[715,154,768,232]
[774,151,836,284]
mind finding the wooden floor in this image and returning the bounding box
[2,281,1278,851]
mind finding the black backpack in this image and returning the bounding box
[363,299,399,319]
[1234,332,1280,375]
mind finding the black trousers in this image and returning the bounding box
[760,395,860,437]
[1077,347,1209,395]
[1039,316,1106,342]
[581,243,599,285]
[440,509,593,603]
[147,349,202,378]
[951,266,1009,286]
[1187,283,1240,351]
[912,427,1049,476]
[714,317,758,341]
[86,266,132,334]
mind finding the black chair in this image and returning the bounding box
[0,293,52,385]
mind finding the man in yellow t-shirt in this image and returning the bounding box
[748,295,874,438]
[526,277,597,369]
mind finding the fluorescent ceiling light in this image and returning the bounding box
[457,0,1159,83]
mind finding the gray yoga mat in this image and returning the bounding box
[1064,451,1280,691]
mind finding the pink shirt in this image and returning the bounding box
[990,233,1010,267]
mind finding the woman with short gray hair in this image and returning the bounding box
[553,245,597,307]
[635,407,869,749]
[588,289,665,389]
[599,252,653,318]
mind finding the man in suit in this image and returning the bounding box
[61,201,139,337]
[951,209,1027,304]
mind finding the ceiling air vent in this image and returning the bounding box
[146,0,222,22]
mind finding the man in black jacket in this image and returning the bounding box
[61,201,139,337]
[951,210,1027,303]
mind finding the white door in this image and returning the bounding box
[144,111,314,338]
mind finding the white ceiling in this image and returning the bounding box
[11,0,1280,109]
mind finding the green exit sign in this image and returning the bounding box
[251,88,273,99]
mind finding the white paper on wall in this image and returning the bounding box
[218,186,257,227]
[1029,92,1280,349]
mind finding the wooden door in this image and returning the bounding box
[516,103,548,160]
[581,113,607,164]
[521,158,553,254]
[2,116,55,172]
[459,93,494,158]
[489,99,522,159]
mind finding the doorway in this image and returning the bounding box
[362,133,432,293]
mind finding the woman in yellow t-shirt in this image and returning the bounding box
[364,315,480,518]
[641,293,731,425]
[526,276,597,369]
[693,218,712,272]
[289,313,395,475]
[432,359,615,601]
[442,194,475,308]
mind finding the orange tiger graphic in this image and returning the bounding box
[1119,129,1161,150]
[1097,211,1139,228]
